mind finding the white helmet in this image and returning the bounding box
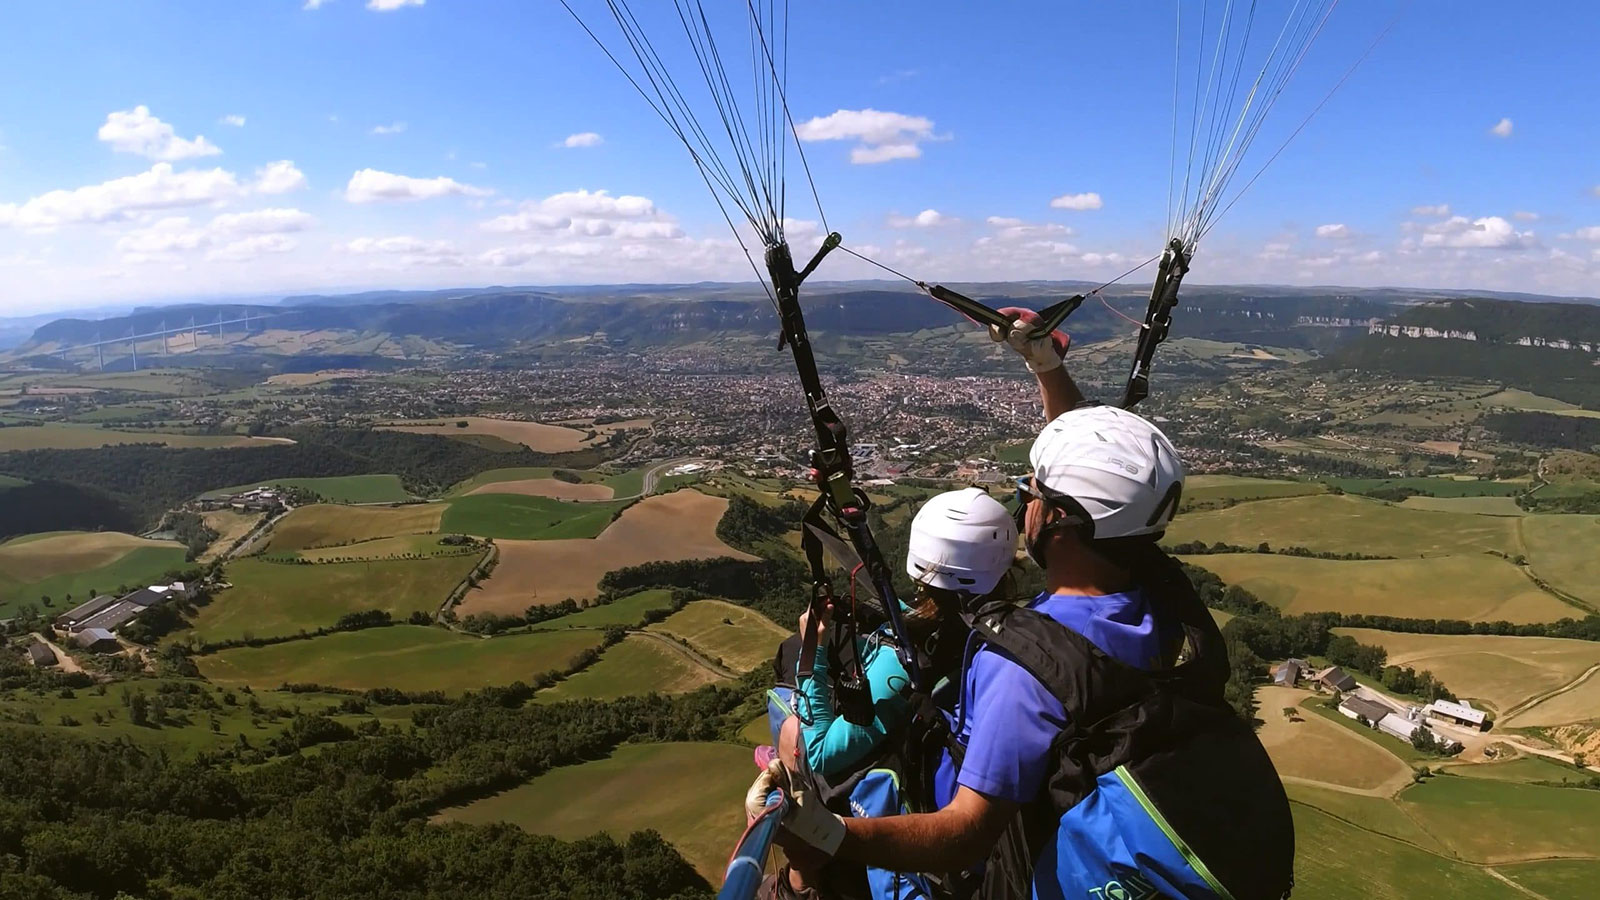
[1029,405,1185,540]
[906,487,1018,596]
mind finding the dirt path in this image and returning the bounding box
[1279,773,1413,799]
[626,628,740,680]
[1484,867,1553,899]
[31,632,83,675]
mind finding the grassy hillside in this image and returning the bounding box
[196,626,604,694]
[645,599,788,673]
[432,742,755,883]
[534,635,727,704]
[203,474,412,503]
[0,532,187,618]
[440,494,629,540]
[535,590,678,630]
[1166,494,1519,557]
[264,503,444,552]
[185,555,478,643]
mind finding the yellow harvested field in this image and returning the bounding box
[646,599,789,672]
[1181,553,1574,624]
[0,531,176,581]
[460,490,757,613]
[1508,675,1600,727]
[1335,628,1600,716]
[376,416,595,452]
[1398,496,1524,516]
[264,503,444,552]
[465,478,615,501]
[1254,686,1411,792]
[197,510,262,564]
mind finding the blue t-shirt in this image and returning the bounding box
[954,589,1168,804]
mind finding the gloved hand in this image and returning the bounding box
[988,306,1070,373]
[743,759,848,856]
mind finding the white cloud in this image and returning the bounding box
[1050,192,1103,211]
[1490,117,1514,138]
[303,0,327,8]
[371,121,407,136]
[98,106,222,161]
[220,115,246,127]
[1410,204,1450,217]
[253,160,307,195]
[116,217,208,256]
[984,217,1072,241]
[482,211,571,233]
[1418,216,1535,249]
[0,164,240,228]
[1315,223,1354,240]
[207,234,296,262]
[1570,226,1600,242]
[367,0,423,9]
[888,209,953,228]
[1513,211,1540,222]
[986,216,1024,228]
[561,132,604,148]
[344,236,459,257]
[344,168,488,203]
[794,109,936,165]
[210,208,314,235]
[539,188,654,219]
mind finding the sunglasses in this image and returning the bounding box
[1012,473,1093,535]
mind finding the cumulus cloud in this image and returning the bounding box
[115,208,313,262]
[207,234,296,262]
[1050,192,1102,211]
[480,188,681,243]
[794,109,936,165]
[220,115,246,127]
[98,106,222,161]
[1418,216,1535,249]
[1570,226,1600,242]
[985,217,1072,241]
[367,0,422,9]
[561,132,604,148]
[1513,211,1540,222]
[888,209,953,228]
[370,121,408,136]
[0,164,241,228]
[539,188,654,219]
[253,161,307,195]
[210,208,314,234]
[342,236,461,265]
[1490,117,1513,138]
[344,169,488,203]
[1411,204,1451,217]
[1315,223,1354,240]
[303,0,327,8]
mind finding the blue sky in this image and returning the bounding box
[1,0,1597,314]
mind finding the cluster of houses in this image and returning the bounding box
[1274,657,1483,753]
[193,486,284,513]
[48,581,189,653]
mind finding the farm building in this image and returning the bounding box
[1338,697,1393,724]
[53,594,121,631]
[57,582,188,634]
[27,643,57,667]
[1273,658,1309,687]
[1424,699,1488,731]
[1374,712,1463,753]
[1314,666,1358,692]
[73,628,120,653]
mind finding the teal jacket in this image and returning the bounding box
[798,627,913,779]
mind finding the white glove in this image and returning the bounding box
[783,788,848,856]
[988,308,1068,374]
[745,758,788,820]
[742,759,847,856]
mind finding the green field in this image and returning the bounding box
[1284,784,1445,852]
[196,626,605,694]
[537,590,678,629]
[440,494,630,539]
[602,466,649,498]
[1398,775,1600,864]
[1185,553,1574,623]
[1499,860,1600,897]
[0,680,414,758]
[447,467,567,496]
[432,742,755,882]
[534,635,728,703]
[264,503,444,552]
[184,555,479,643]
[0,540,187,619]
[646,599,788,672]
[1397,495,1526,516]
[1447,755,1587,784]
[1182,475,1326,508]
[0,422,266,451]
[203,474,412,504]
[1166,494,1519,557]
[0,474,26,488]
[1521,514,1600,607]
[1288,803,1510,899]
